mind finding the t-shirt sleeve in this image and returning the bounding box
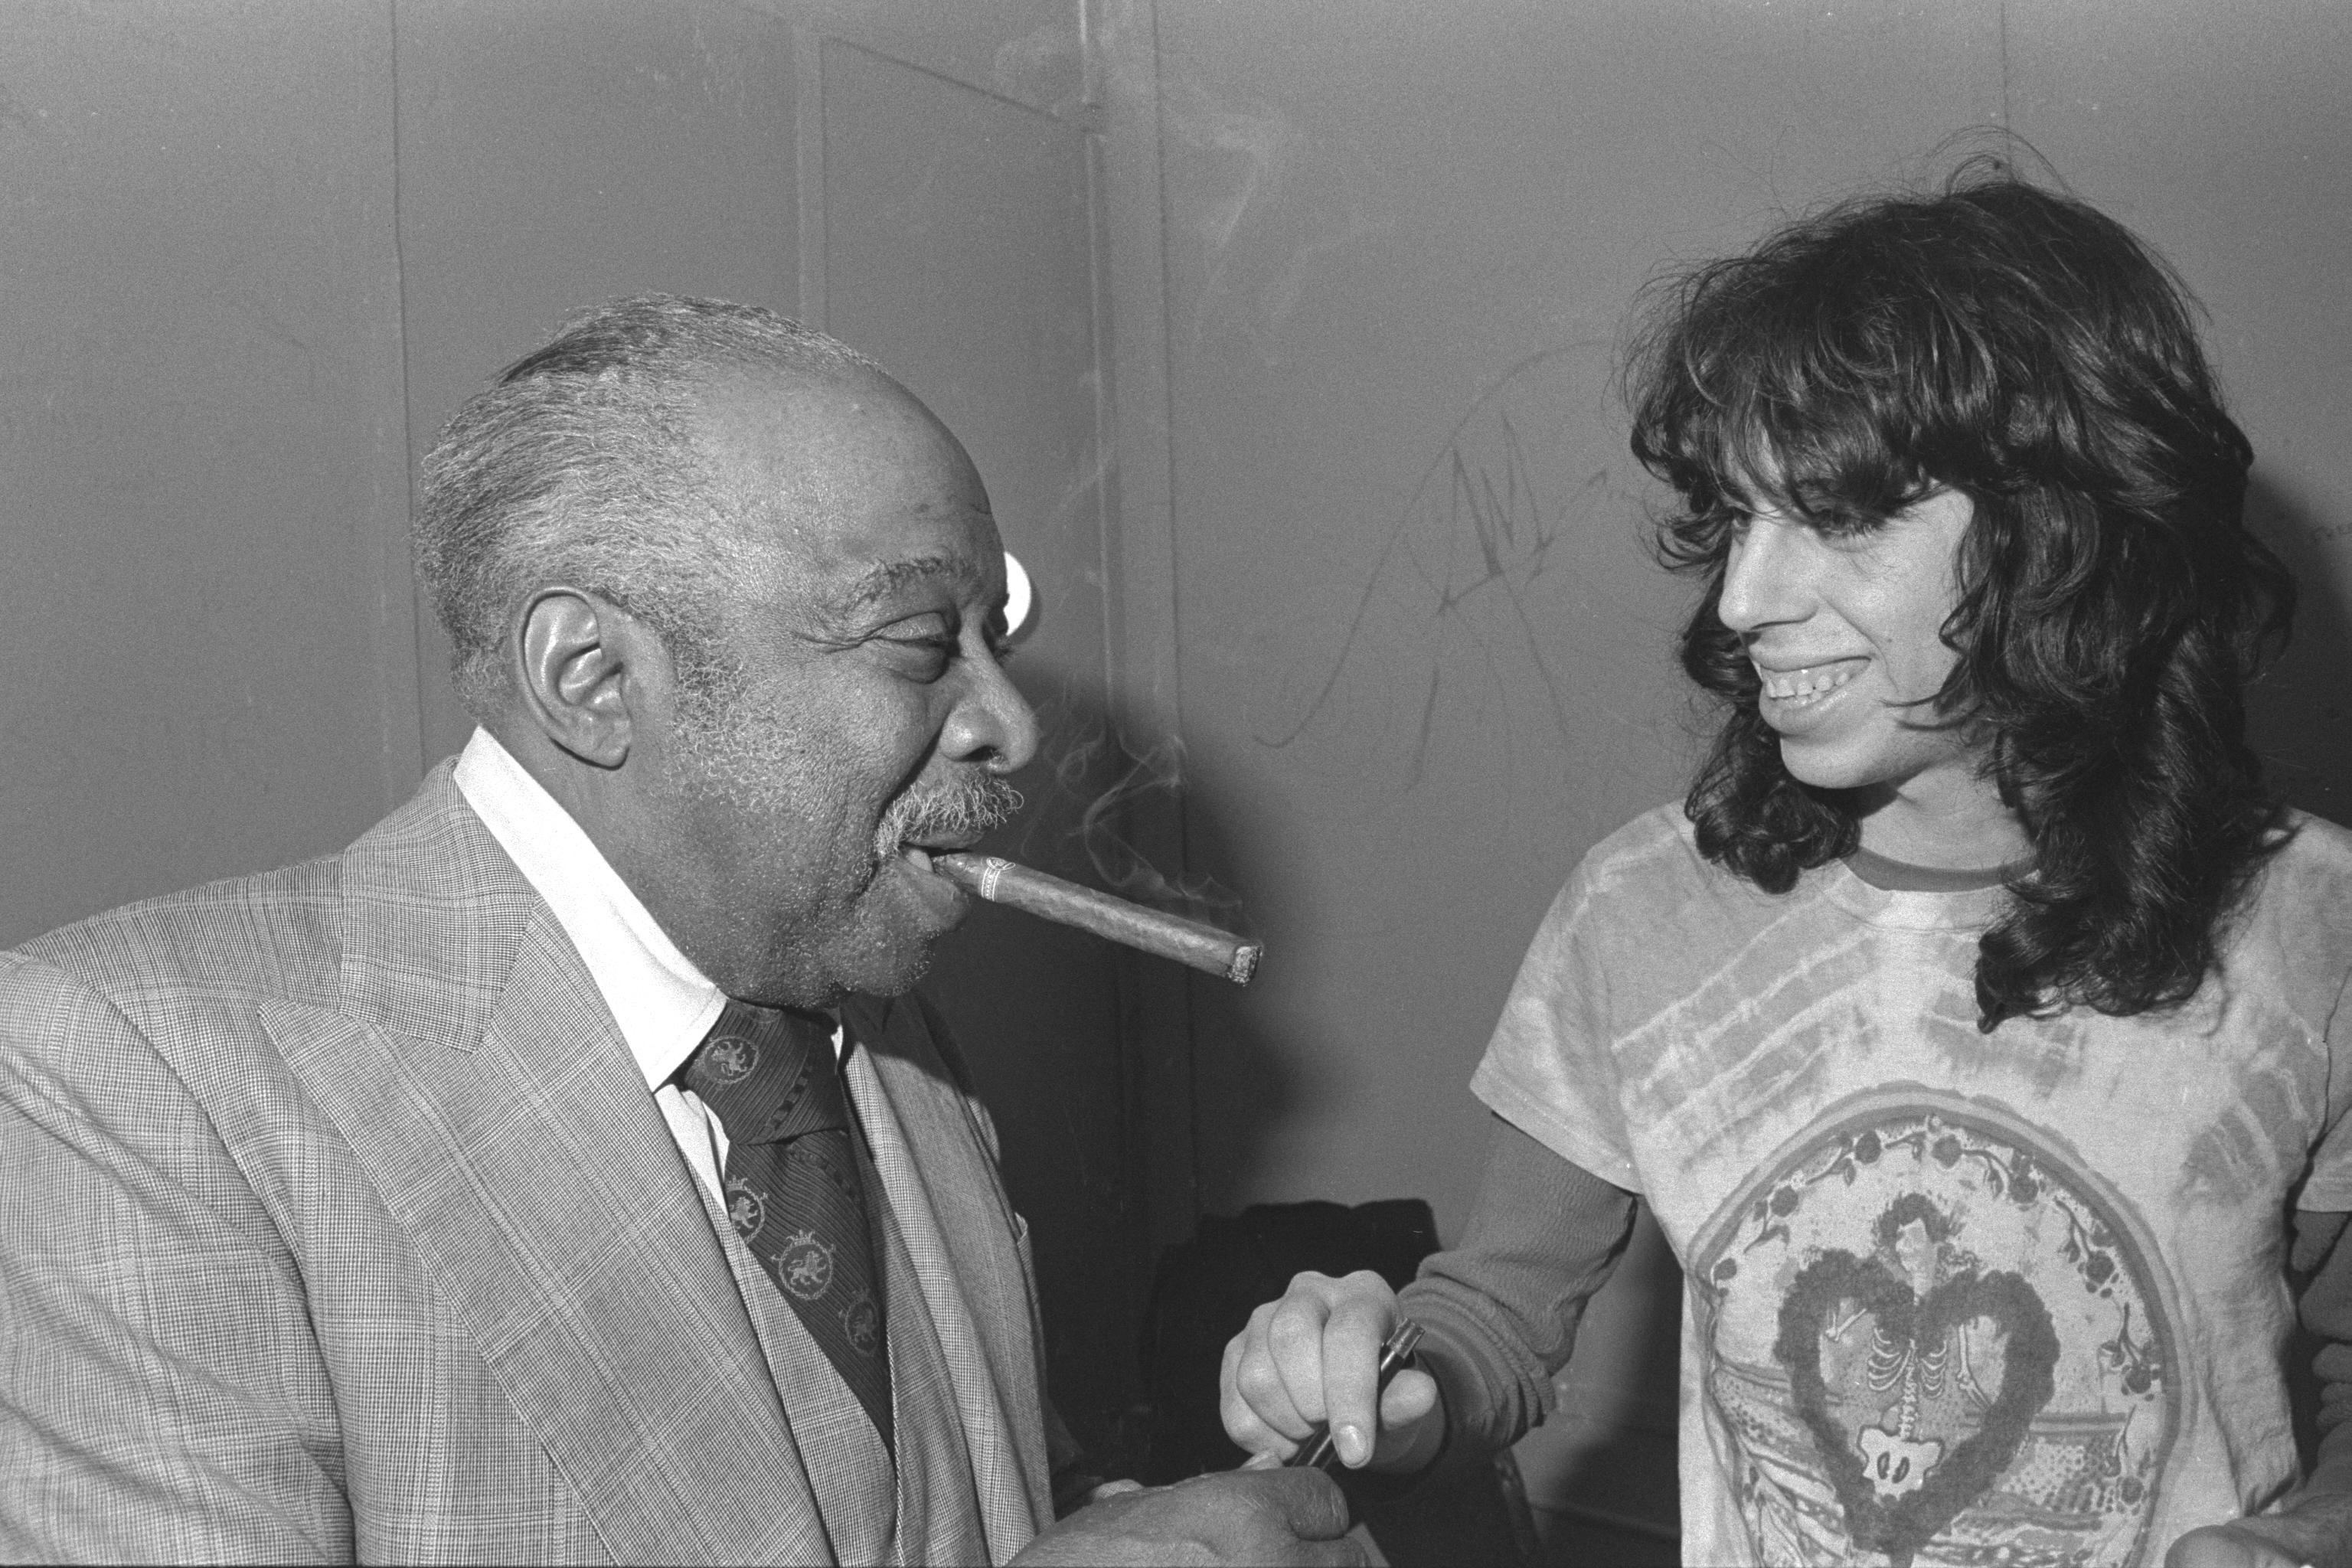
[1468,863,1642,1192]
[2298,966,2352,1212]
[1399,1116,1638,1465]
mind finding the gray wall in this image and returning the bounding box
[0,4,417,942]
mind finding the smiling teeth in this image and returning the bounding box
[1757,663,1859,704]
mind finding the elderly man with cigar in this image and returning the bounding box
[0,296,1354,1566]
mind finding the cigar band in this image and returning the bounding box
[977,857,1010,901]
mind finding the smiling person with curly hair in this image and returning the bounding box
[1223,168,2352,1568]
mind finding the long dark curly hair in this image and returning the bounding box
[1625,167,2296,1031]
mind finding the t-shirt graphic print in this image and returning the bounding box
[1690,1089,2179,1567]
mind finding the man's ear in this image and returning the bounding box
[512,588,670,769]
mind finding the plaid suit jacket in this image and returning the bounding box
[0,766,1056,1563]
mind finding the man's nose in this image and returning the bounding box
[941,654,1040,774]
[1715,514,1808,635]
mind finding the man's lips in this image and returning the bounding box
[874,778,1024,875]
[892,838,979,877]
[885,815,997,880]
[885,843,974,927]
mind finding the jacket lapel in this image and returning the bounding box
[844,994,1054,1554]
[264,770,835,1563]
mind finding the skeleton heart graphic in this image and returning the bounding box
[1772,1200,2060,1563]
[1690,1096,2180,1567]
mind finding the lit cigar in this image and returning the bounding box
[934,852,1263,985]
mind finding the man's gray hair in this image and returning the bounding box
[414,293,879,717]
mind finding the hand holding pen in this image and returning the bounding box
[1288,1321,1426,1471]
[1220,1272,1447,1475]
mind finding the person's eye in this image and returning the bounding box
[1815,514,1889,550]
[873,615,959,681]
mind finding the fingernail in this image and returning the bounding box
[1337,1424,1368,1465]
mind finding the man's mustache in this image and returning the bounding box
[874,775,1024,858]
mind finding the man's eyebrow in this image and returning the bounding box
[840,555,985,612]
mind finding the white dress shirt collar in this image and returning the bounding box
[452,727,725,1091]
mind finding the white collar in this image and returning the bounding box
[452,728,726,1091]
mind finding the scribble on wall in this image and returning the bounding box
[1256,341,1656,805]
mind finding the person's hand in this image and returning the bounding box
[2167,1493,2352,1568]
[1220,1269,1444,1475]
[1009,1467,1364,1566]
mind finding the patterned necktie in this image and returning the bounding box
[684,1001,892,1452]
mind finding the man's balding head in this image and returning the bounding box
[414,294,887,718]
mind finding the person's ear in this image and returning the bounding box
[512,588,669,769]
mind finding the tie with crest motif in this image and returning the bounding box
[683,1001,892,1452]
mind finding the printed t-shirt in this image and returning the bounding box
[1472,804,2352,1566]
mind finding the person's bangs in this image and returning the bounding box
[1666,341,1935,541]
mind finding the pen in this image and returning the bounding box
[1288,1319,1426,1471]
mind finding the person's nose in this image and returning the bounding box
[941,650,1040,774]
[1714,513,1811,636]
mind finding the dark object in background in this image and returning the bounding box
[1139,1197,1436,1482]
[1137,1198,1537,1566]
